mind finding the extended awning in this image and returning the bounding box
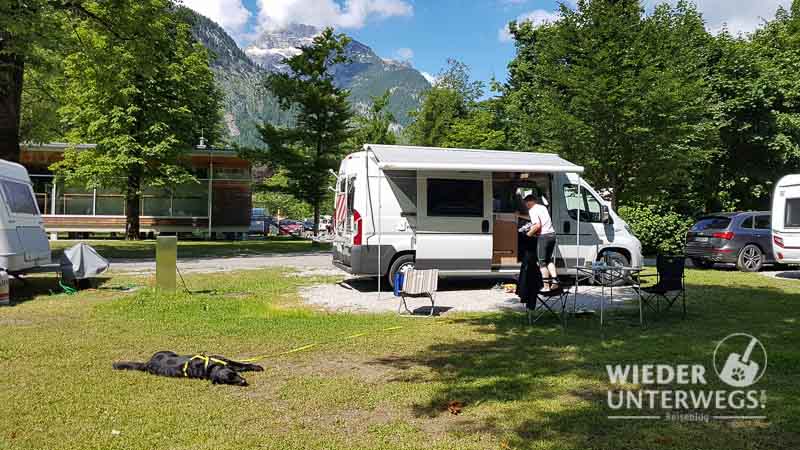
[364,144,584,173]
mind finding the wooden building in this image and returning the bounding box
[21,143,252,239]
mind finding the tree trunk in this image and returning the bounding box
[313,200,320,237]
[125,170,142,240]
[0,33,24,163]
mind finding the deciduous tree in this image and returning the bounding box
[50,2,223,239]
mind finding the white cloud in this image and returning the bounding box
[394,47,414,61]
[646,0,792,34]
[421,71,437,85]
[561,0,791,35]
[181,0,252,35]
[257,0,413,30]
[498,9,560,43]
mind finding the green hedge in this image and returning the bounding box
[618,204,694,256]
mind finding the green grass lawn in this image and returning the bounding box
[0,268,798,449]
[49,237,331,260]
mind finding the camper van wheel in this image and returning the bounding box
[598,251,630,287]
[387,254,415,289]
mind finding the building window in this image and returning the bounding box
[95,187,125,215]
[213,167,250,180]
[427,179,484,217]
[172,183,208,217]
[142,188,172,216]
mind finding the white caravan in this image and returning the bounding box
[332,145,642,286]
[0,160,51,273]
[771,175,800,263]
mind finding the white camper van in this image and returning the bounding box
[332,145,642,286]
[771,175,800,263]
[0,160,51,273]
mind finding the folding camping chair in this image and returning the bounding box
[398,269,439,316]
[639,255,687,317]
[527,278,572,326]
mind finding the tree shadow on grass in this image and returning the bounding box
[371,281,800,449]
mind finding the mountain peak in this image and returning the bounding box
[185,11,431,146]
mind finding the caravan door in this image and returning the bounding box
[415,172,493,271]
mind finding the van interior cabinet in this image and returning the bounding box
[492,214,518,266]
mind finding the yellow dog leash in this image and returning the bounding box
[236,326,405,363]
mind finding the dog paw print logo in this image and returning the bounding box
[713,333,767,388]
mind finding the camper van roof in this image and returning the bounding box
[0,159,32,182]
[364,145,584,173]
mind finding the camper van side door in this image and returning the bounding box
[415,172,493,271]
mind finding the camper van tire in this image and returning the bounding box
[387,254,415,289]
[597,250,631,287]
[736,244,764,272]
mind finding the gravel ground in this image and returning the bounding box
[301,277,642,315]
[106,251,650,315]
[108,252,340,276]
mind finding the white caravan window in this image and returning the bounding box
[785,198,800,228]
[563,184,602,223]
[1,180,39,215]
[427,179,483,217]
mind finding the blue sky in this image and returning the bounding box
[183,0,794,90]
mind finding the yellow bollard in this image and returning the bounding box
[156,236,177,292]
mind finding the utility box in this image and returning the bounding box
[156,236,177,292]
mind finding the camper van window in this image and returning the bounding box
[785,198,800,228]
[1,180,38,215]
[563,184,602,222]
[427,179,483,217]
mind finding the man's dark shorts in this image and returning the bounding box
[537,233,557,264]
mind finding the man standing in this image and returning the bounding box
[524,194,558,290]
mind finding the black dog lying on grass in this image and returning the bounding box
[113,351,263,386]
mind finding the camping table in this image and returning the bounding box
[570,266,645,326]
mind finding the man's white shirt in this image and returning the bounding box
[528,204,555,235]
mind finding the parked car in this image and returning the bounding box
[685,211,774,272]
[278,219,303,236]
[249,209,273,236]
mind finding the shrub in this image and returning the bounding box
[618,204,694,256]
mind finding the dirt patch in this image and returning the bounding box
[0,318,34,326]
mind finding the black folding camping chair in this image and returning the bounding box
[526,278,573,326]
[639,255,687,317]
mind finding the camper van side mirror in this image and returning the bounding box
[601,205,611,224]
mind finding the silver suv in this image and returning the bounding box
[685,211,774,272]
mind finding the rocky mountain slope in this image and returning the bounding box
[185,10,430,148]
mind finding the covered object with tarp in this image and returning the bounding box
[60,243,110,281]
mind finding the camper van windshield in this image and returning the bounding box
[785,198,800,228]
[1,180,38,215]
